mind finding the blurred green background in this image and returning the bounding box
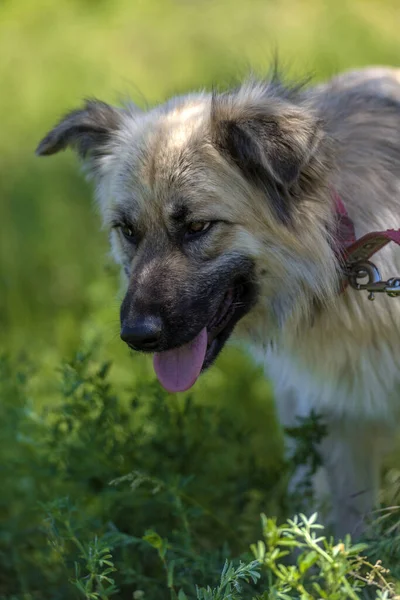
[1,1,400,598]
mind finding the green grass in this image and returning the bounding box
[1,0,400,597]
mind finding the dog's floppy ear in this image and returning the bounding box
[36,99,123,162]
[211,88,323,222]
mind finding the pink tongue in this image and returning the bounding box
[153,328,208,393]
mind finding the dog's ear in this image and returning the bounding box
[36,99,123,163]
[211,90,323,222]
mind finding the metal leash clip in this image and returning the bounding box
[346,260,400,301]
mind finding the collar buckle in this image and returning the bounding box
[346,260,400,301]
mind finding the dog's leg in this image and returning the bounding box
[319,421,391,539]
[276,390,393,538]
[276,389,331,518]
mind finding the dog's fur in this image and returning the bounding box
[37,66,400,537]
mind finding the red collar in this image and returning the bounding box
[332,189,400,295]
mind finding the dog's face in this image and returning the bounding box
[37,81,337,392]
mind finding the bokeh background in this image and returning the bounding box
[1,1,400,598]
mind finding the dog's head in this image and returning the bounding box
[37,79,337,392]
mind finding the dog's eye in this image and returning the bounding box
[185,221,212,239]
[119,223,136,242]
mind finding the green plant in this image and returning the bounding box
[43,498,118,599]
[1,350,399,600]
[196,561,261,600]
[363,503,400,580]
[142,512,397,600]
[251,513,394,600]
[0,349,279,599]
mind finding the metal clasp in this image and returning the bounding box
[346,260,400,301]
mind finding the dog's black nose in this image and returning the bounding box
[120,316,163,351]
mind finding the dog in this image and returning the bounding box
[36,65,400,538]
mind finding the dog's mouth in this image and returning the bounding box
[153,281,255,393]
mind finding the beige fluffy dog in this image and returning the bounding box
[37,66,400,537]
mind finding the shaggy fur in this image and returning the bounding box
[37,66,400,537]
